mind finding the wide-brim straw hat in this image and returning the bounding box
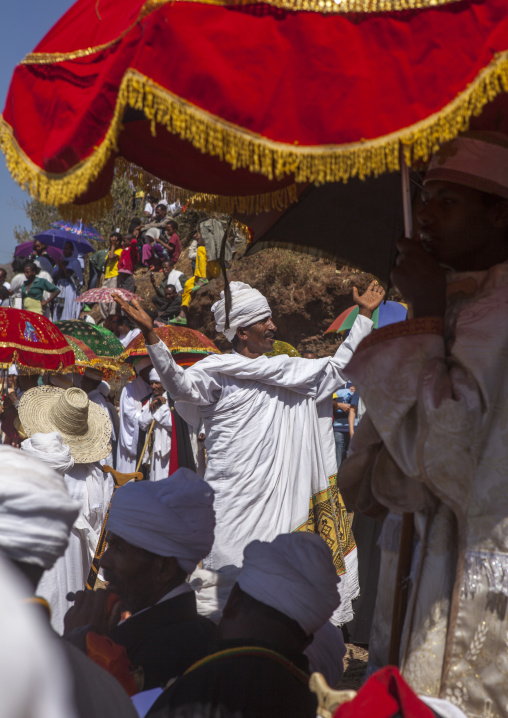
[19,386,111,464]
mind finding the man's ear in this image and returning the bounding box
[158,556,179,583]
[236,326,248,341]
[489,199,508,228]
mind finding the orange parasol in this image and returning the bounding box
[121,325,220,367]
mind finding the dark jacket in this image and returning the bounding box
[147,638,317,718]
[110,590,217,691]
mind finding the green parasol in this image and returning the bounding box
[265,341,301,358]
[55,321,124,359]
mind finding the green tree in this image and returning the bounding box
[13,173,136,249]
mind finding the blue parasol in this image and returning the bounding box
[33,229,94,254]
[50,220,104,242]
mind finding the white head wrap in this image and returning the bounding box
[21,431,74,475]
[237,533,340,636]
[98,380,110,397]
[8,365,18,376]
[211,281,271,342]
[149,368,161,382]
[0,445,79,569]
[134,357,152,374]
[107,468,215,574]
[145,228,160,242]
[425,131,508,199]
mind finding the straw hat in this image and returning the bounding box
[19,386,111,464]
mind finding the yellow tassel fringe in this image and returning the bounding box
[2,54,508,211]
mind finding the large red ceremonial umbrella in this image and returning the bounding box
[121,325,220,367]
[1,0,508,217]
[0,309,75,371]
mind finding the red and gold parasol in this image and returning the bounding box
[2,0,508,215]
[121,325,220,367]
[0,308,74,371]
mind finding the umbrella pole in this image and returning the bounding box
[400,144,413,240]
[136,419,156,474]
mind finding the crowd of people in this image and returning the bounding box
[1,132,508,718]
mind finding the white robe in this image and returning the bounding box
[148,315,373,624]
[138,398,173,481]
[88,389,119,468]
[119,327,142,348]
[37,463,114,635]
[116,376,150,472]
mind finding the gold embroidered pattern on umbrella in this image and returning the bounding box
[0,308,74,371]
[121,325,220,367]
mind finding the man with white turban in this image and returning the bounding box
[0,445,138,718]
[138,368,173,480]
[115,279,384,625]
[117,356,151,472]
[64,468,217,692]
[148,532,340,718]
[81,368,119,468]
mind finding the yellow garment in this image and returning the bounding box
[23,297,43,314]
[182,247,223,308]
[104,249,122,279]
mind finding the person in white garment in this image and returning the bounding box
[80,367,119,468]
[116,357,152,472]
[138,368,173,481]
[114,279,384,625]
[52,241,83,321]
[0,445,140,718]
[18,388,113,634]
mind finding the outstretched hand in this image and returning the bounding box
[112,294,152,333]
[352,280,386,319]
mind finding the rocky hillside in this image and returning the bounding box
[133,247,379,356]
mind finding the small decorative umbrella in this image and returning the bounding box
[33,229,94,255]
[14,241,62,263]
[51,220,103,242]
[121,325,220,367]
[55,321,124,369]
[62,334,133,381]
[325,301,407,334]
[265,341,301,358]
[75,287,143,304]
[0,308,74,371]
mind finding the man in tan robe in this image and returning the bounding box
[340,131,508,717]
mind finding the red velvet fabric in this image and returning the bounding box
[0,308,74,370]
[334,666,435,718]
[3,0,508,200]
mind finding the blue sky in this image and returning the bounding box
[0,1,73,266]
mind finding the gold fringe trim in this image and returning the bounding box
[3,54,508,207]
[22,0,167,66]
[20,0,463,60]
[186,184,298,213]
[173,0,461,14]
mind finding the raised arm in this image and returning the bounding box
[316,281,385,400]
[113,295,221,405]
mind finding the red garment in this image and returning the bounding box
[118,240,139,274]
[333,666,434,718]
[167,233,181,263]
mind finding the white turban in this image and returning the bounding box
[0,445,79,570]
[21,432,74,475]
[211,281,271,342]
[149,368,161,382]
[145,228,160,242]
[97,380,110,397]
[238,533,340,636]
[107,468,215,574]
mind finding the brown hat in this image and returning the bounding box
[19,387,111,464]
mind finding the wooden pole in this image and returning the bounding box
[85,465,143,591]
[135,418,156,474]
[388,512,415,665]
